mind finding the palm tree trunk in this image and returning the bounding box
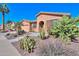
[2,12,5,31]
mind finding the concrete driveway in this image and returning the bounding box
[0,33,20,56]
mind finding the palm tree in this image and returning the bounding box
[0,4,9,31]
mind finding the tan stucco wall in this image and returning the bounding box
[36,14,63,32]
[21,21,30,32]
[31,22,37,32]
[21,14,70,33]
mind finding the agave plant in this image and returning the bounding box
[49,16,79,42]
[20,36,36,53]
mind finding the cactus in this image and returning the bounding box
[39,28,46,40]
[20,36,36,53]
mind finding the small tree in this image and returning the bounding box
[15,22,22,34]
[6,20,12,30]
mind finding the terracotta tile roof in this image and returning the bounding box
[36,12,71,17]
[31,20,37,23]
[21,19,30,23]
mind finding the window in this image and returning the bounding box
[47,19,58,27]
[32,23,37,28]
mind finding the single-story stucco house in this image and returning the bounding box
[21,12,71,33]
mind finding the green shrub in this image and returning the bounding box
[39,28,45,40]
[20,36,36,53]
[49,16,79,42]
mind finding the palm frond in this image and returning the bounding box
[0,4,9,13]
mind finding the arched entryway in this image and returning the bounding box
[39,21,44,28]
[39,21,44,32]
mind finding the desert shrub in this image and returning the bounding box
[37,43,78,56]
[20,36,36,53]
[39,28,45,40]
[49,16,79,42]
[6,21,15,31]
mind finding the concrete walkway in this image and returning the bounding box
[9,32,40,43]
[0,33,20,56]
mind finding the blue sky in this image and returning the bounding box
[0,3,79,24]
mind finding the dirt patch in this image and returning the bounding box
[12,36,79,56]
